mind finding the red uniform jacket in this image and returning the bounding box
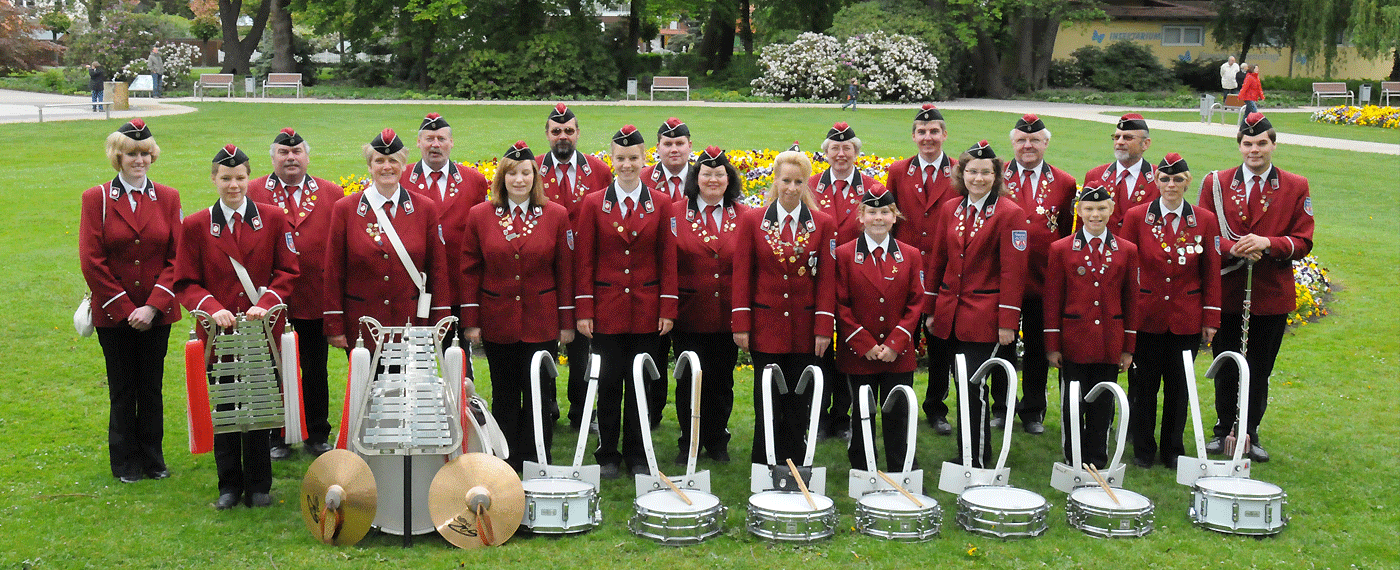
[573,184,679,335]
[1197,165,1314,316]
[808,169,885,247]
[672,197,750,334]
[642,162,692,201]
[835,237,924,374]
[922,195,1029,343]
[887,153,958,259]
[173,201,299,328]
[1044,231,1139,364]
[401,161,488,303]
[248,173,344,320]
[459,200,574,344]
[731,203,837,354]
[1122,201,1223,335]
[538,152,612,226]
[1004,162,1077,298]
[1085,160,1160,231]
[79,178,183,327]
[322,189,451,339]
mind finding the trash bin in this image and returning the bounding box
[1199,94,1216,123]
[245,76,257,97]
[627,78,638,100]
[1358,83,1371,106]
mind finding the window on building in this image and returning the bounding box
[1162,26,1204,47]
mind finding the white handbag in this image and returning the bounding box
[75,292,95,337]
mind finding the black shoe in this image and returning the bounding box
[1022,420,1045,435]
[599,463,620,479]
[707,448,731,463]
[989,415,1006,430]
[215,493,241,510]
[1132,456,1153,469]
[1163,457,1179,470]
[1247,444,1270,463]
[834,428,852,443]
[673,450,688,465]
[931,417,952,435]
[270,445,293,461]
[145,468,171,480]
[629,464,650,477]
[305,441,333,457]
[1204,437,1225,455]
[118,474,142,484]
[248,492,273,508]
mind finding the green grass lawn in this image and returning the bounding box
[1102,110,1400,146]
[2,104,1397,569]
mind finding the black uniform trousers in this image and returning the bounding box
[921,325,954,421]
[1059,361,1120,469]
[483,340,558,471]
[1212,312,1286,445]
[647,333,672,428]
[846,371,914,472]
[672,331,736,456]
[96,324,171,479]
[992,295,1050,423]
[946,337,997,468]
[817,345,850,436]
[563,335,591,427]
[749,351,819,465]
[289,318,332,445]
[590,332,661,470]
[215,429,272,498]
[1131,332,1198,465]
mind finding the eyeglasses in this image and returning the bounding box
[1111,134,1141,142]
[963,169,996,177]
[1157,175,1189,184]
[549,128,577,136]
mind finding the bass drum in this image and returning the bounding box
[1191,477,1287,535]
[854,491,942,542]
[363,454,447,536]
[629,490,725,545]
[1066,486,1154,538]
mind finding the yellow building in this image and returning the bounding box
[1053,0,1394,80]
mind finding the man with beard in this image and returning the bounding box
[1084,114,1159,231]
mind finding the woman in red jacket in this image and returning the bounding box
[79,119,183,484]
[1238,64,1264,121]
[460,142,574,471]
[732,150,837,466]
[670,146,750,463]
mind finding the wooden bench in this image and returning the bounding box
[1310,82,1354,107]
[1381,81,1400,106]
[650,76,690,101]
[36,101,112,122]
[1205,94,1245,125]
[263,73,303,98]
[195,74,236,100]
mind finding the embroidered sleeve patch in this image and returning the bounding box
[1011,230,1028,251]
[1303,197,1313,216]
[285,232,298,254]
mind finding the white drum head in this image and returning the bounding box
[1196,477,1282,496]
[961,486,1046,510]
[1070,487,1151,510]
[523,478,594,495]
[636,490,720,513]
[860,491,934,512]
[750,491,833,512]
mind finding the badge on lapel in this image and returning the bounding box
[1011,230,1028,251]
[285,232,299,254]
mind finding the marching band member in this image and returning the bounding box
[922,141,1028,469]
[991,114,1078,436]
[1198,113,1314,463]
[538,103,613,431]
[323,129,451,351]
[460,142,574,471]
[1044,183,1139,469]
[1085,113,1159,231]
[1122,153,1221,469]
[573,125,678,479]
[174,145,298,508]
[79,118,183,484]
[732,150,837,466]
[670,146,750,464]
[835,188,924,472]
[248,127,344,460]
[642,116,693,201]
[885,104,958,434]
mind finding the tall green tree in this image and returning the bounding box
[934,0,1103,97]
[1291,0,1351,79]
[1348,0,1400,79]
[1209,0,1293,62]
[219,0,271,74]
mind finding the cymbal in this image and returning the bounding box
[429,453,524,549]
[300,449,377,546]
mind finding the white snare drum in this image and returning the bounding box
[855,491,942,542]
[1066,486,1155,538]
[521,478,601,534]
[746,491,838,542]
[956,486,1050,539]
[628,490,725,545]
[1191,477,1288,535]
[364,454,445,536]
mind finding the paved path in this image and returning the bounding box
[1,89,1393,155]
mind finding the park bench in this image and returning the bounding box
[1204,93,1245,125]
[195,74,236,100]
[650,76,691,101]
[36,101,112,122]
[263,73,304,98]
[1310,82,1354,107]
[1381,81,1399,106]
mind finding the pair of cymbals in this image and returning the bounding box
[300,450,377,546]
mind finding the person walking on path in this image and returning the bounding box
[841,78,859,110]
[1220,56,1240,100]
[1239,65,1264,122]
[146,47,164,98]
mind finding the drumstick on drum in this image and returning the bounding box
[876,470,924,507]
[786,458,818,510]
[654,468,692,506]
[1083,463,1121,506]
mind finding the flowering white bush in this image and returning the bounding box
[752,31,939,102]
[112,42,201,88]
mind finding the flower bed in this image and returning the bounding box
[1309,105,1400,129]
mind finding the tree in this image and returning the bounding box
[219,0,271,74]
[39,9,72,39]
[696,0,738,71]
[1,0,63,73]
[1208,0,1293,63]
[1348,0,1400,79]
[1291,0,1351,79]
[933,0,1104,97]
[269,0,294,72]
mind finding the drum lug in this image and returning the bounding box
[562,499,570,522]
[528,501,536,522]
[1231,501,1240,526]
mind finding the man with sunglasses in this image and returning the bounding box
[538,103,614,431]
[1084,114,1159,231]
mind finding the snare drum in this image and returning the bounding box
[955,486,1050,539]
[521,478,601,534]
[629,490,725,545]
[746,491,838,542]
[1191,477,1288,535]
[1066,486,1155,538]
[854,491,942,542]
